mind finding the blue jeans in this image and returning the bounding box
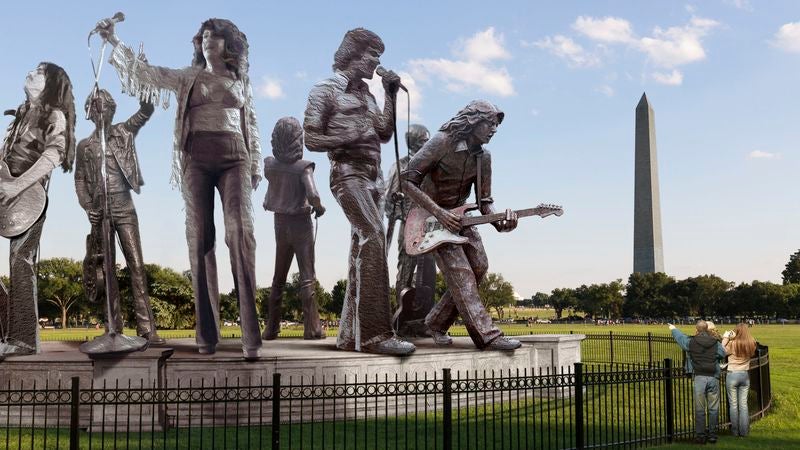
[726,371,750,436]
[694,375,720,440]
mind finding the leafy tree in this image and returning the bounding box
[684,275,732,317]
[530,292,550,308]
[575,280,624,319]
[145,264,194,329]
[784,283,800,318]
[782,250,800,285]
[262,273,332,322]
[326,279,347,316]
[549,288,576,320]
[37,258,85,328]
[478,272,516,319]
[624,272,674,318]
[434,272,447,302]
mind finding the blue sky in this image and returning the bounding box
[2,0,799,298]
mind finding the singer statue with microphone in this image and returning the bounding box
[75,88,164,348]
[303,28,415,355]
[95,17,263,359]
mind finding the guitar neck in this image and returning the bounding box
[461,208,547,227]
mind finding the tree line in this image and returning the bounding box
[521,250,800,320]
[19,258,519,329]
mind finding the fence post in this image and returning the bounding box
[574,363,584,450]
[757,348,766,417]
[609,331,614,364]
[443,368,452,450]
[663,359,674,443]
[69,376,79,450]
[272,373,281,450]
[648,332,653,366]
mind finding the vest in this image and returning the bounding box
[264,157,314,215]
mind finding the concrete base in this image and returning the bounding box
[0,334,584,429]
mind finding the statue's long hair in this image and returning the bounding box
[439,100,504,141]
[271,117,304,164]
[192,18,249,79]
[22,62,77,173]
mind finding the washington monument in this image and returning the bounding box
[634,93,664,273]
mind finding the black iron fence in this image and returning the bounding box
[0,336,771,449]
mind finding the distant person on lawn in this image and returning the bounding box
[669,320,726,444]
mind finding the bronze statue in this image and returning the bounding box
[262,117,325,340]
[96,17,263,359]
[385,124,436,337]
[401,100,522,351]
[0,63,76,356]
[75,88,164,350]
[303,28,415,355]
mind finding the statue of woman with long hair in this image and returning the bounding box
[0,62,76,356]
[96,17,263,359]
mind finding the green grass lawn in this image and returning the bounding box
[28,324,800,449]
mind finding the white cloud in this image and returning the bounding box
[528,35,600,68]
[724,0,753,11]
[637,17,719,68]
[294,71,308,79]
[772,22,800,53]
[257,77,285,99]
[531,15,719,85]
[459,27,511,62]
[748,150,781,159]
[365,71,423,122]
[596,85,615,96]
[573,16,635,44]
[652,70,684,85]
[530,108,540,116]
[409,27,515,97]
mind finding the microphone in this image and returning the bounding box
[375,66,408,92]
[90,12,125,36]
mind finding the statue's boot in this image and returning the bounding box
[300,281,324,340]
[262,284,283,340]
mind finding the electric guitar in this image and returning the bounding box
[0,161,46,238]
[404,203,564,256]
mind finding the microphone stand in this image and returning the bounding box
[79,26,147,357]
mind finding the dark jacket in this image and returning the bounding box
[75,104,152,209]
[671,329,726,378]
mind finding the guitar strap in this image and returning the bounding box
[475,151,483,213]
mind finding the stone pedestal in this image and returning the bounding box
[87,348,173,431]
[1,335,585,428]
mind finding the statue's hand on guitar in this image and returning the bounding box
[433,206,460,233]
[405,203,563,256]
[492,208,518,233]
[0,180,22,207]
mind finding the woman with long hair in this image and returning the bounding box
[722,323,757,437]
[0,62,76,356]
[96,18,263,359]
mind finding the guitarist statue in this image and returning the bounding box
[0,63,76,357]
[401,100,522,351]
[385,124,436,337]
[75,89,164,350]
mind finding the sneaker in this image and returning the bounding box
[363,337,416,356]
[487,337,521,351]
[430,330,453,346]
